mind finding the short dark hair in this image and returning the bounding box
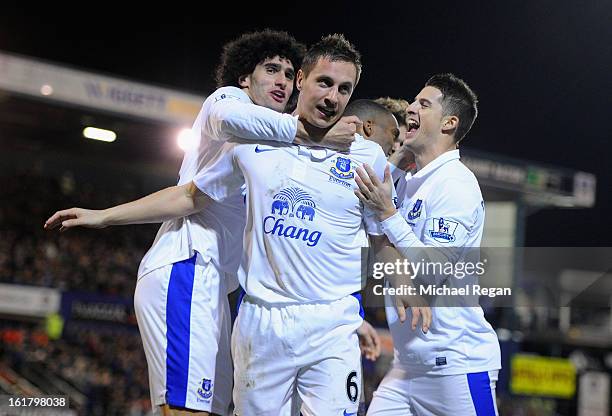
[344,99,393,123]
[215,29,306,88]
[301,34,362,83]
[425,73,478,143]
[374,97,409,127]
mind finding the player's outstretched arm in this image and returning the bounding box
[44,182,211,232]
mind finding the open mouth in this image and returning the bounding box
[270,91,286,103]
[407,119,420,133]
[316,105,336,118]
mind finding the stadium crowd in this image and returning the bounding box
[0,169,157,297]
[0,168,158,414]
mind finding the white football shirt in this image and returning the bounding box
[381,149,501,376]
[194,135,389,303]
[137,87,298,286]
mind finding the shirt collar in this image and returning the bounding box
[412,149,460,179]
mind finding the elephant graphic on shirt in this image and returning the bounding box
[271,200,289,215]
[296,205,315,221]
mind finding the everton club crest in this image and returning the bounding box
[197,378,213,400]
[330,157,355,180]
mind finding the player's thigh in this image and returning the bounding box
[410,371,498,416]
[231,299,299,415]
[134,264,173,408]
[462,370,498,416]
[209,293,233,415]
[297,336,362,415]
[135,254,231,413]
[189,256,233,414]
[367,368,413,416]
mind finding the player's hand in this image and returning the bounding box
[357,320,381,361]
[295,116,361,151]
[392,293,431,333]
[318,115,361,151]
[355,164,396,221]
[44,208,108,232]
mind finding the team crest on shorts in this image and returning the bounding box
[330,157,355,180]
[197,378,213,400]
[407,199,423,220]
[429,217,458,242]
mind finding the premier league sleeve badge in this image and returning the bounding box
[429,217,459,242]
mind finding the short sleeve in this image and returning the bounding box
[419,178,483,249]
[192,143,244,201]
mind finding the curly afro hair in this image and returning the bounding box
[215,29,306,89]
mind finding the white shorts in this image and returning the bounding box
[232,295,364,416]
[134,253,232,414]
[367,367,499,416]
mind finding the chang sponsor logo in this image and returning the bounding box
[263,187,322,247]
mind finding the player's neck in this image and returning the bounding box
[414,141,456,171]
[298,117,333,140]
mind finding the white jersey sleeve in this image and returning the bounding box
[381,177,482,250]
[202,87,298,143]
[417,177,483,248]
[191,143,244,201]
[380,175,484,280]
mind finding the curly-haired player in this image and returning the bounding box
[45,29,365,416]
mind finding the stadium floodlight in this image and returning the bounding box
[83,127,117,142]
[177,128,196,151]
[40,84,53,96]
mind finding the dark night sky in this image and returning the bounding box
[1,2,610,245]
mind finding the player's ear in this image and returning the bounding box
[363,120,373,137]
[296,69,304,91]
[441,115,458,135]
[238,74,251,88]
